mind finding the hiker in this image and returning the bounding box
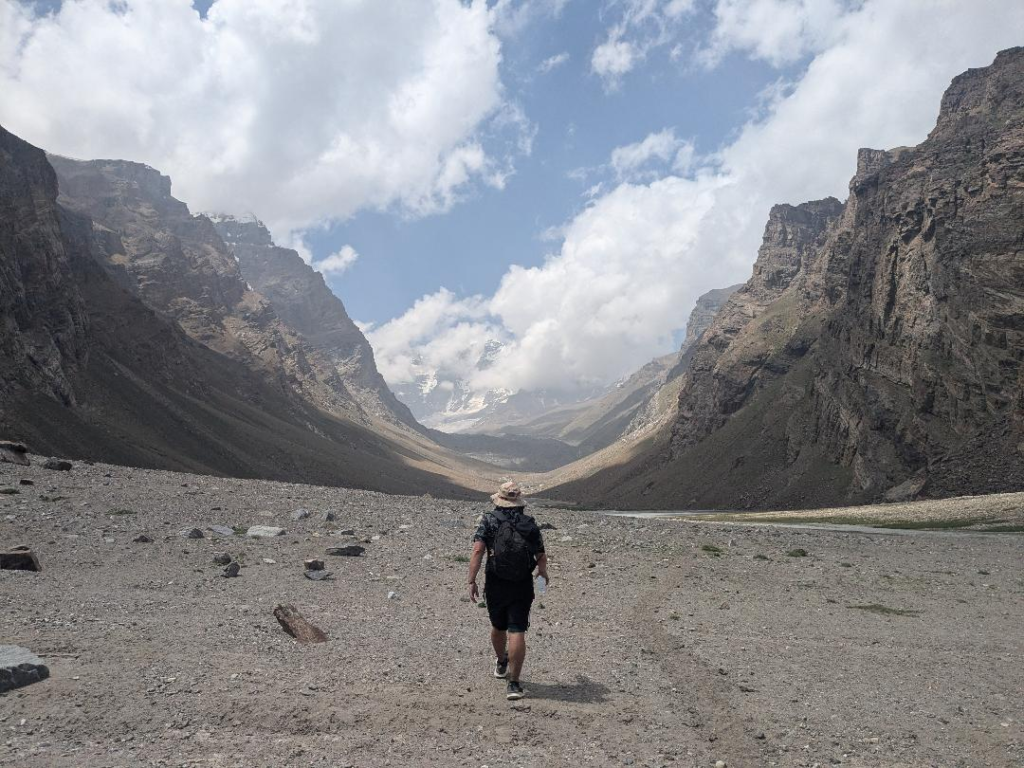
[468,480,548,700]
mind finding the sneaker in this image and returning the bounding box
[494,657,509,679]
[506,680,525,700]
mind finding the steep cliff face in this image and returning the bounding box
[48,157,372,423]
[0,128,88,407]
[807,47,1024,498]
[670,198,844,453]
[552,47,1024,509]
[210,215,420,430]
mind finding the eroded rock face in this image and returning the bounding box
[556,47,1024,510]
[668,47,1024,504]
[671,198,844,454]
[0,129,89,409]
[211,215,419,430]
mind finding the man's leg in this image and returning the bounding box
[507,631,526,681]
[490,627,507,660]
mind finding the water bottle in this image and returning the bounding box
[535,574,547,595]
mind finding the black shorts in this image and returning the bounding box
[484,572,534,633]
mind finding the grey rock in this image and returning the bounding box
[0,546,40,571]
[208,525,235,537]
[304,569,333,581]
[132,534,153,543]
[246,525,285,538]
[0,441,30,467]
[291,508,310,520]
[222,562,240,578]
[0,488,18,495]
[0,645,49,693]
[319,511,336,522]
[178,527,204,539]
[325,545,365,557]
[213,552,232,565]
[42,458,72,471]
[19,478,33,486]
[338,529,356,536]
[539,522,557,530]
[304,558,325,571]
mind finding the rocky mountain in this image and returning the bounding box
[0,125,477,496]
[465,284,741,455]
[552,47,1024,510]
[389,339,516,431]
[208,214,420,431]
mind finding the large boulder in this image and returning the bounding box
[0,646,49,692]
[0,441,30,466]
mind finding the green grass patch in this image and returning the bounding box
[848,603,921,617]
[786,548,808,558]
[232,525,248,535]
[701,544,724,556]
[669,611,681,620]
[976,524,1024,533]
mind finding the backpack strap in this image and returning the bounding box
[490,508,508,524]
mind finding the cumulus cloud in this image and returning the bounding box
[610,128,693,180]
[538,51,570,73]
[0,0,519,241]
[590,0,697,86]
[701,0,847,67]
[373,0,1024,397]
[315,245,359,276]
[367,289,506,387]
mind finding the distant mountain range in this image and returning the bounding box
[2,48,1023,510]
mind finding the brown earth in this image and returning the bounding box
[2,458,1021,767]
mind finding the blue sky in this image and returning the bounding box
[310,3,790,326]
[3,0,1022,396]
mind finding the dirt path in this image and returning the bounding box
[2,459,1022,766]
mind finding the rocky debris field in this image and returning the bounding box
[1,458,1022,767]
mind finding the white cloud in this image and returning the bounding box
[591,38,638,81]
[0,0,520,243]
[538,51,570,73]
[366,289,505,386]
[701,0,847,67]
[590,0,697,86]
[610,128,692,179]
[372,0,1024,399]
[315,245,359,276]
[491,0,571,38]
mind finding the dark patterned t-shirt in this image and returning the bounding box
[473,507,545,563]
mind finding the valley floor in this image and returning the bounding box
[1,460,1022,767]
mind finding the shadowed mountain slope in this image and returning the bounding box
[0,125,479,496]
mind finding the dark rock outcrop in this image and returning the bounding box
[553,48,1024,509]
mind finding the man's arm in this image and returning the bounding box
[535,551,549,583]
[468,540,486,602]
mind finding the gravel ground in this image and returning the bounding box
[1,458,1022,767]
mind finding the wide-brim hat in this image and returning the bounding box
[491,480,526,508]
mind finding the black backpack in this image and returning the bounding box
[489,509,537,580]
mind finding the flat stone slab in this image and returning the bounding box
[247,525,285,538]
[208,525,235,537]
[0,646,49,693]
[325,545,365,557]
